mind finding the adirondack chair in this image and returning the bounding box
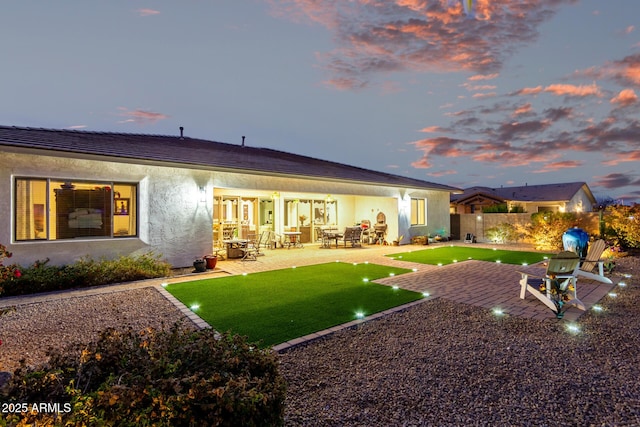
[576,239,612,284]
[519,251,585,318]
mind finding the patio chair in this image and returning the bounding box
[240,238,258,261]
[576,239,612,284]
[339,226,362,247]
[519,251,585,318]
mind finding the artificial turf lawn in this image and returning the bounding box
[387,245,552,266]
[165,262,420,347]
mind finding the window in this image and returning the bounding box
[411,198,426,225]
[14,178,137,241]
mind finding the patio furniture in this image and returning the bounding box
[519,251,585,318]
[360,220,371,243]
[576,239,612,284]
[339,226,363,247]
[321,228,342,248]
[223,238,249,259]
[463,233,475,243]
[283,231,303,248]
[240,238,259,261]
[373,212,387,245]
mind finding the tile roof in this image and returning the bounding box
[451,182,595,203]
[0,125,461,193]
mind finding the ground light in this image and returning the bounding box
[522,262,528,266]
[412,268,418,272]
[392,285,399,290]
[566,323,581,334]
[363,278,369,283]
[422,292,430,297]
[592,304,604,312]
[161,282,168,287]
[608,292,618,298]
[618,281,627,288]
[492,308,505,316]
[355,311,365,319]
[496,260,502,263]
[389,272,395,276]
[190,304,200,311]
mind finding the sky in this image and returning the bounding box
[2,1,640,204]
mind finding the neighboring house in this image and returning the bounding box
[450,182,596,214]
[1,125,461,267]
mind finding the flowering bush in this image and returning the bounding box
[0,243,21,295]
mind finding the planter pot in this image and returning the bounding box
[203,255,217,269]
[193,259,207,272]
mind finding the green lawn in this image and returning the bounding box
[387,245,552,266]
[165,262,421,347]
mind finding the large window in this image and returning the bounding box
[411,198,426,226]
[14,178,137,241]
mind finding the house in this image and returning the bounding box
[0,125,461,267]
[450,182,596,214]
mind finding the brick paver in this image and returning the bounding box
[1,242,618,328]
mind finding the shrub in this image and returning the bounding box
[528,212,582,251]
[485,222,519,244]
[0,252,172,297]
[1,326,286,426]
[605,204,640,250]
[0,244,21,296]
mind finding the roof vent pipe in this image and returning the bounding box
[179,126,184,140]
[242,135,245,147]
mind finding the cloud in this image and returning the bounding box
[426,169,458,177]
[532,160,582,173]
[270,0,577,90]
[610,89,638,107]
[137,9,160,17]
[116,108,169,125]
[66,125,87,129]
[543,83,602,97]
[591,172,640,189]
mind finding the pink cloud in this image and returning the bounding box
[533,160,583,173]
[117,108,169,125]
[426,169,458,177]
[269,0,577,90]
[543,83,602,97]
[137,8,160,17]
[610,89,638,107]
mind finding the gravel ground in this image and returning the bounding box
[1,257,639,426]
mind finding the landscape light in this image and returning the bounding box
[618,281,627,287]
[292,266,296,269]
[496,260,501,264]
[190,304,200,311]
[353,262,358,266]
[492,308,504,316]
[161,282,168,287]
[422,292,430,297]
[608,292,618,298]
[522,262,528,266]
[623,273,632,278]
[592,305,604,312]
[392,285,399,290]
[453,259,458,263]
[355,311,365,319]
[363,278,369,283]
[566,323,580,334]
[437,263,443,267]
[412,268,418,272]
[389,272,395,277]
[242,272,248,276]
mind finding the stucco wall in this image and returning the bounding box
[1,152,213,267]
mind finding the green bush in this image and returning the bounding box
[528,211,582,251]
[0,244,21,296]
[0,252,172,297]
[605,205,640,250]
[1,326,286,426]
[485,222,519,244]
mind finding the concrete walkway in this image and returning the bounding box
[0,242,618,349]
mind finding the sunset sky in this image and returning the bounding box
[2,1,640,203]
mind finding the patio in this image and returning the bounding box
[208,241,618,322]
